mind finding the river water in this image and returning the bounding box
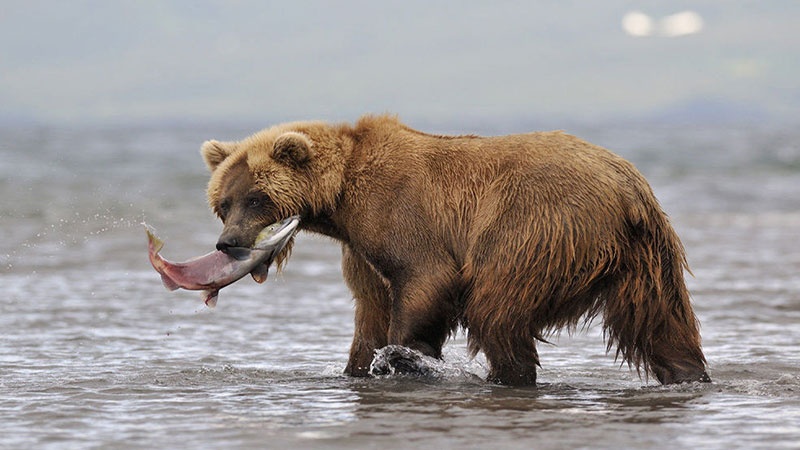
[1,122,798,449]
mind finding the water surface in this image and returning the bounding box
[1,123,798,449]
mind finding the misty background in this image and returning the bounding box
[1,1,798,129]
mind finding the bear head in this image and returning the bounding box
[201,121,348,267]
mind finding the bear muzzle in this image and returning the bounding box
[216,234,248,258]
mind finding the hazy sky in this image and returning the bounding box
[1,1,798,126]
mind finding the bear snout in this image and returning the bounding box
[216,235,241,253]
[216,236,254,260]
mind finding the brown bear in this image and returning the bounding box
[201,114,710,386]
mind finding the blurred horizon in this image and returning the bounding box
[1,1,798,129]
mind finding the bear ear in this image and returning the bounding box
[201,140,236,171]
[272,132,313,167]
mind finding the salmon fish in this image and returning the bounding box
[145,216,300,307]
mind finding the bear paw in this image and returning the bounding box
[369,345,438,377]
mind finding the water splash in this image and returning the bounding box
[369,345,484,382]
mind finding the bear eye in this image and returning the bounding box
[247,196,261,208]
[218,199,231,218]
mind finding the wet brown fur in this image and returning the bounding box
[202,114,709,386]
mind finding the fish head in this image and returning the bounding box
[253,216,301,250]
[248,216,301,283]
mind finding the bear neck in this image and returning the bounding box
[302,116,404,247]
[299,115,436,249]
[291,122,357,242]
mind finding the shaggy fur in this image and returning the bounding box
[202,114,710,385]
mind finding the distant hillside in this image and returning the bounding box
[646,98,770,125]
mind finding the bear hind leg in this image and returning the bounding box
[603,286,710,385]
[466,313,541,386]
[602,244,710,384]
[485,354,539,386]
[649,346,712,385]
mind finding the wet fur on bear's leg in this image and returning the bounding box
[386,265,463,360]
[342,250,463,378]
[342,246,390,377]
[487,362,538,386]
[600,197,710,385]
[473,324,540,386]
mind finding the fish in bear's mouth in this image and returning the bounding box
[145,216,300,307]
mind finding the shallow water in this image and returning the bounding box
[1,123,798,449]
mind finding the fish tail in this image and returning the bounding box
[144,223,164,253]
[144,224,178,291]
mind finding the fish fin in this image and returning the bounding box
[160,273,180,291]
[203,290,219,308]
[251,263,269,284]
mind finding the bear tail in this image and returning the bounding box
[602,191,710,384]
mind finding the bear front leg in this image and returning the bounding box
[341,246,390,377]
[386,268,461,360]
